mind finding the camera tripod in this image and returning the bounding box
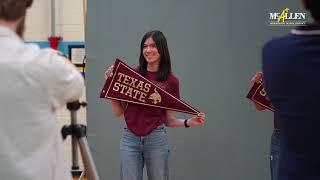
[61,101,100,180]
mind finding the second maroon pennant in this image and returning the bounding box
[100,58,200,115]
[246,81,274,111]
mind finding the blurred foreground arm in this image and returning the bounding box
[47,52,85,109]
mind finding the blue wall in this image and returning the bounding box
[27,41,85,56]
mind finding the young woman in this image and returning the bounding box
[105,30,206,180]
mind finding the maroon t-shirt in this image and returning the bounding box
[124,70,180,136]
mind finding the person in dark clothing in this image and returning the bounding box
[262,1,320,179]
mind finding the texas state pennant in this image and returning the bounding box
[246,81,274,111]
[100,58,200,115]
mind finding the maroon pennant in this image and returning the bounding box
[246,81,274,111]
[100,58,200,115]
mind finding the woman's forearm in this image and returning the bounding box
[111,100,124,116]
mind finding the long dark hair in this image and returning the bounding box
[138,30,172,81]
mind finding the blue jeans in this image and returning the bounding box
[270,129,280,180]
[120,125,170,180]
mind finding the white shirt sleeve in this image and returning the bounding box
[41,49,85,109]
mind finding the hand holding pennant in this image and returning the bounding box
[100,58,200,115]
[246,80,274,112]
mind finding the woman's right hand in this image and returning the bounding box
[250,71,263,84]
[250,71,267,111]
[105,65,114,80]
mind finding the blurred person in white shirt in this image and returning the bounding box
[0,0,85,179]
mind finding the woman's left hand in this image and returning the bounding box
[188,112,206,126]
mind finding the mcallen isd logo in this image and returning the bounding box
[268,8,307,26]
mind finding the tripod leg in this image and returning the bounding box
[71,111,80,170]
[72,135,80,170]
[78,137,100,180]
[79,171,85,180]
